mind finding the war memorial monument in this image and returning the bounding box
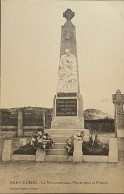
[44,9,89,161]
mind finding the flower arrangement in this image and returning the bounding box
[31,130,55,150]
[65,131,84,156]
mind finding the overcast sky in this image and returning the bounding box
[1,0,124,115]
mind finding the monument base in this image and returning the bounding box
[51,93,84,129]
[51,117,83,129]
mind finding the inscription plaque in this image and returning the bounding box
[56,99,77,116]
[57,93,76,97]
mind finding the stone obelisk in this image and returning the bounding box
[51,9,84,129]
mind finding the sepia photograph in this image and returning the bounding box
[0,0,124,193]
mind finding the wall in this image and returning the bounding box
[84,119,115,132]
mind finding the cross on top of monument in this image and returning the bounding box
[63,9,75,21]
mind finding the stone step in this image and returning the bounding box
[46,149,67,155]
[118,143,124,146]
[52,135,89,142]
[118,140,124,144]
[118,139,124,142]
[119,153,124,158]
[45,129,89,136]
[52,136,69,143]
[118,143,124,147]
[51,143,65,149]
[119,158,124,162]
[118,139,124,152]
[118,150,124,154]
[45,155,73,162]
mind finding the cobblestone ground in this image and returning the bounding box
[0,134,124,193]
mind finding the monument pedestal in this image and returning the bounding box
[51,93,84,129]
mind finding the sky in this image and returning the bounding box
[1,0,124,115]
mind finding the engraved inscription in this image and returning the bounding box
[56,99,77,116]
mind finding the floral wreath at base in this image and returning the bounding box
[31,130,55,150]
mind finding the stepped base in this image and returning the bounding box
[44,128,89,160]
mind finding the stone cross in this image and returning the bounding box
[63,9,75,21]
[112,89,124,129]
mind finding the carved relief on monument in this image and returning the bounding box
[57,49,78,92]
[64,29,73,40]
